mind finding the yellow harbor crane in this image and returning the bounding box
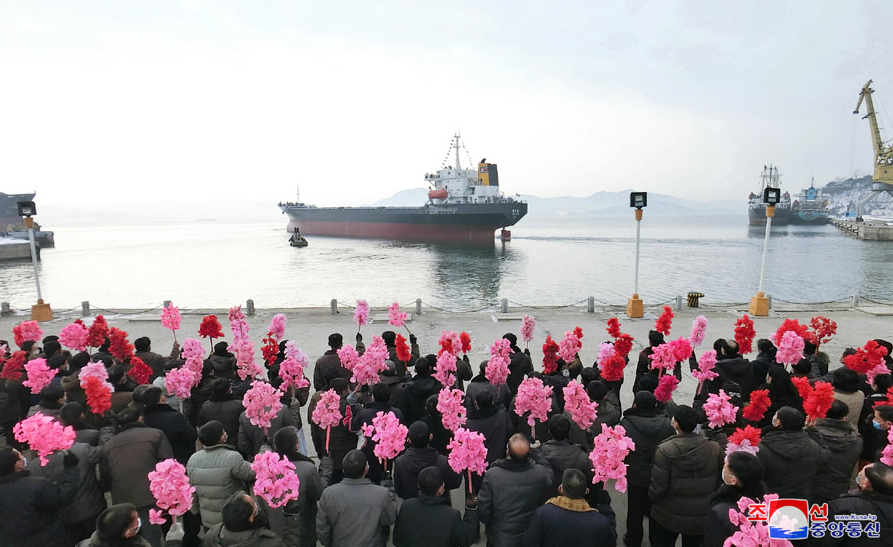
[853,80,893,217]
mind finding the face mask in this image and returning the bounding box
[873,420,885,430]
[722,472,736,486]
[21,456,28,469]
[127,517,142,537]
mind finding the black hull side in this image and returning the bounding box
[748,205,829,226]
[278,202,528,241]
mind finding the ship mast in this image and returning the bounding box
[453,132,462,170]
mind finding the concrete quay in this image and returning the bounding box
[832,217,893,240]
[0,237,32,260]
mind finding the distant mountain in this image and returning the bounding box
[371,188,744,217]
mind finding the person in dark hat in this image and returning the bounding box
[207,342,236,380]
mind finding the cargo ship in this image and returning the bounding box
[748,165,830,226]
[279,134,527,241]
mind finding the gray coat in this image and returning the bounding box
[477,454,555,547]
[186,444,255,528]
[99,423,173,507]
[316,477,397,547]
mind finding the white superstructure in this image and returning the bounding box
[424,134,507,204]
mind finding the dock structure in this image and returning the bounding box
[831,218,893,241]
[0,237,33,260]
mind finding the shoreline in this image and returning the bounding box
[2,295,892,318]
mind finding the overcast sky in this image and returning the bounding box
[1,1,891,223]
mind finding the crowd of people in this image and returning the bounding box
[1,321,892,547]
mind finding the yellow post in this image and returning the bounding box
[627,208,644,318]
[749,205,775,316]
[23,217,53,321]
[32,299,54,322]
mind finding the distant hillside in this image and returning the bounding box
[823,175,893,216]
[371,188,744,217]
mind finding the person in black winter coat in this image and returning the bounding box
[30,403,112,545]
[806,400,863,504]
[141,387,197,465]
[393,421,461,501]
[206,342,237,380]
[703,451,767,547]
[316,378,357,483]
[313,333,359,391]
[703,340,755,401]
[504,334,534,396]
[400,357,443,425]
[761,365,804,427]
[465,362,512,410]
[466,390,513,494]
[757,406,826,501]
[819,462,893,546]
[351,382,406,483]
[393,466,479,547]
[620,391,675,547]
[633,331,681,394]
[198,379,243,443]
[423,394,453,456]
[478,434,555,547]
[523,468,616,547]
[648,405,723,547]
[0,446,80,547]
[751,339,776,387]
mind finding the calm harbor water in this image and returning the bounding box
[0,215,891,310]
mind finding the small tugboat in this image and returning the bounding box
[289,228,308,247]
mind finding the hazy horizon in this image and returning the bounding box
[2,1,890,223]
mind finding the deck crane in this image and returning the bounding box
[853,80,893,217]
